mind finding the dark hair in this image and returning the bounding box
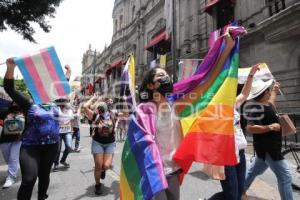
[253,88,269,102]
[237,84,244,96]
[138,67,159,102]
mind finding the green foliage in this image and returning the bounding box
[14,79,30,98]
[0,0,64,43]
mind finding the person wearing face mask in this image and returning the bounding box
[83,98,116,195]
[137,67,183,200]
[0,102,24,188]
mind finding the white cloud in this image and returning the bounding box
[0,0,114,80]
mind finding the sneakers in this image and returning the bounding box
[2,176,16,188]
[38,194,49,200]
[73,147,81,152]
[53,164,59,172]
[94,183,102,195]
[60,161,70,168]
[100,170,106,180]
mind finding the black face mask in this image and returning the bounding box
[156,76,173,97]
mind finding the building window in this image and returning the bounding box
[119,15,123,29]
[268,0,286,16]
[216,1,234,29]
[132,6,135,21]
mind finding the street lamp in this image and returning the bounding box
[92,49,97,93]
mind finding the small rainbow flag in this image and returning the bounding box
[173,27,246,174]
[120,103,167,200]
[14,47,71,104]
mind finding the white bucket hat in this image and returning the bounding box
[247,79,274,100]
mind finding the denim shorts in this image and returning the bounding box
[91,140,116,154]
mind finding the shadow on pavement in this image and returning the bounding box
[189,171,210,180]
[72,180,119,200]
[102,180,119,199]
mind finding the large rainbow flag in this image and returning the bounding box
[120,26,246,200]
[173,27,246,173]
[14,46,71,104]
[120,103,168,200]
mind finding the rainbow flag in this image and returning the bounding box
[14,47,71,104]
[120,103,167,200]
[238,63,274,84]
[173,27,246,173]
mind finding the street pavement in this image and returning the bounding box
[1,125,300,200]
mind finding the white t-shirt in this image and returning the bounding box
[234,109,247,150]
[155,103,182,175]
[58,107,74,134]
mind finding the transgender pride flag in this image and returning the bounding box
[14,46,71,104]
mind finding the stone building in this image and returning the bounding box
[81,0,299,127]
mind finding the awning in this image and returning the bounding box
[204,0,235,14]
[105,59,125,76]
[145,31,168,50]
[110,59,124,68]
[204,0,219,13]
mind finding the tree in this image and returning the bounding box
[14,79,28,95]
[0,0,64,43]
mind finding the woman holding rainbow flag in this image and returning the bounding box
[120,26,247,200]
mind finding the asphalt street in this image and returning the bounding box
[0,126,299,200]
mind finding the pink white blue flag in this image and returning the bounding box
[14,46,71,104]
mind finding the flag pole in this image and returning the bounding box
[171,0,177,83]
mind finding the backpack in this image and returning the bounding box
[94,113,115,136]
[21,104,60,145]
[3,112,25,135]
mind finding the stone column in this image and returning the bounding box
[182,0,191,55]
[191,0,200,52]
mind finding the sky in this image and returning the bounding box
[0,0,114,80]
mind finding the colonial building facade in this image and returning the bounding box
[82,0,299,121]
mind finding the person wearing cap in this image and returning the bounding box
[84,96,116,195]
[243,79,293,200]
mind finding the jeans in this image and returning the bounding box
[72,127,80,149]
[244,153,293,200]
[209,150,246,200]
[0,141,22,179]
[54,133,72,165]
[17,143,59,200]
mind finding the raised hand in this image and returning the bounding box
[249,63,260,76]
[6,58,16,69]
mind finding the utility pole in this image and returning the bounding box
[171,0,177,83]
[92,49,97,93]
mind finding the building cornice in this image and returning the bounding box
[243,2,300,43]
